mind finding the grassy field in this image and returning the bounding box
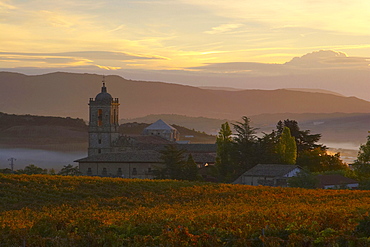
[1,174,370,246]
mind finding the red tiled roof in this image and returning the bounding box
[317,174,358,188]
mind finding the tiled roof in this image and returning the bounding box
[75,150,162,163]
[317,174,359,188]
[144,119,176,131]
[188,153,216,163]
[241,164,300,177]
[131,136,174,145]
[76,150,216,164]
[178,143,217,153]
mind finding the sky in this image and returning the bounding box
[1,0,370,99]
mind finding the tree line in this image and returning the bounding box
[0,164,81,176]
[152,116,348,183]
[4,116,370,188]
[214,116,347,183]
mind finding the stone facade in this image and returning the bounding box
[88,82,120,156]
[79,162,155,179]
[76,79,216,178]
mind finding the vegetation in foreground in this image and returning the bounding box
[1,175,370,246]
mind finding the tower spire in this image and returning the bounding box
[102,75,107,92]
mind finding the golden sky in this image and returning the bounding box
[1,0,370,98]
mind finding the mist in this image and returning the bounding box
[0,148,86,171]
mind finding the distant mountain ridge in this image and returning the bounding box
[0,112,88,151]
[0,112,216,151]
[1,72,370,120]
[200,86,344,96]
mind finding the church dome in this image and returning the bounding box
[95,83,113,104]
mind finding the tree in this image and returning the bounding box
[232,116,259,175]
[215,122,235,181]
[182,154,199,181]
[297,148,347,172]
[353,135,370,180]
[0,168,13,174]
[18,164,47,175]
[49,168,56,175]
[158,145,186,180]
[255,130,280,164]
[274,119,346,172]
[276,127,297,165]
[58,164,81,176]
[277,119,323,153]
[288,171,318,189]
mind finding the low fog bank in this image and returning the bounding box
[0,149,86,171]
[0,141,360,172]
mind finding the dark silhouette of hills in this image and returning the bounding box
[0,112,215,150]
[123,113,370,149]
[0,112,88,151]
[1,72,370,120]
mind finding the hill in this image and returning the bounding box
[1,174,370,246]
[0,112,88,151]
[124,112,370,144]
[0,113,215,151]
[2,72,370,120]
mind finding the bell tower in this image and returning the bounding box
[88,77,120,156]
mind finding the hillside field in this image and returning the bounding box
[1,175,370,246]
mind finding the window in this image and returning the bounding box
[97,109,103,126]
[148,167,152,173]
[117,168,122,177]
[132,168,137,175]
[87,168,92,175]
[98,149,101,153]
[98,139,102,144]
[102,168,107,176]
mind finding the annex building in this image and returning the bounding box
[75,81,216,178]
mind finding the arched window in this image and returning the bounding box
[98,109,103,126]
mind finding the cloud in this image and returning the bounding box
[0,55,80,64]
[205,23,243,34]
[108,24,126,33]
[187,50,370,75]
[96,65,122,70]
[0,1,17,10]
[181,0,370,35]
[285,50,370,69]
[60,51,168,60]
[190,62,280,72]
[0,51,168,62]
[39,10,75,28]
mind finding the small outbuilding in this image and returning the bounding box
[317,174,359,189]
[233,164,302,187]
